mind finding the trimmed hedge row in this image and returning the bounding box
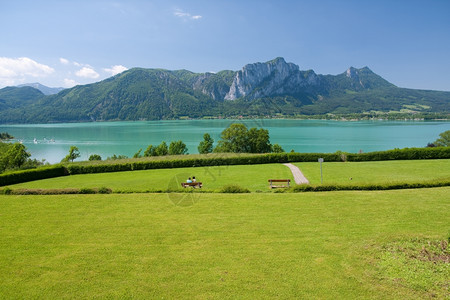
[0,165,68,187]
[345,147,450,161]
[1,187,112,195]
[290,180,450,192]
[66,152,344,174]
[66,147,450,175]
[1,147,449,186]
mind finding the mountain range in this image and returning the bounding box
[17,83,64,95]
[0,57,449,123]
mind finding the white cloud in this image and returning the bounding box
[59,57,70,65]
[0,57,54,77]
[0,57,55,87]
[104,65,128,76]
[174,9,202,20]
[63,78,78,88]
[75,67,100,79]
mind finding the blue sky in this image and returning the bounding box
[1,0,449,91]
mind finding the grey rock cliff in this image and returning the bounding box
[224,57,319,100]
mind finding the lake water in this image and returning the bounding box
[1,119,449,164]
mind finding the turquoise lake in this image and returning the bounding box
[1,119,449,163]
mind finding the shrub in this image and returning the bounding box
[219,184,251,193]
[64,147,450,176]
[0,165,68,186]
[289,179,450,192]
[1,187,12,195]
[79,188,95,194]
[98,187,112,194]
[89,154,102,161]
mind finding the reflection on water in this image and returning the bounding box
[1,119,449,164]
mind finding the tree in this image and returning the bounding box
[272,143,285,153]
[133,148,143,158]
[0,132,14,140]
[214,123,273,154]
[433,130,450,147]
[62,146,80,162]
[168,140,188,155]
[247,127,271,153]
[214,123,249,153]
[88,154,102,161]
[154,141,168,156]
[3,143,30,169]
[144,145,155,157]
[198,133,214,154]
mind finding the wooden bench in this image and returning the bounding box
[268,179,290,189]
[181,182,202,188]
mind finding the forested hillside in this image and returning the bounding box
[0,58,448,123]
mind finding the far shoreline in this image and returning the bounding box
[0,112,449,126]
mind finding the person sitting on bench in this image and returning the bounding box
[187,177,192,183]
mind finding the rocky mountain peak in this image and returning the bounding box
[346,67,358,78]
[224,58,317,100]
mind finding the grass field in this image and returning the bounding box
[9,163,293,192]
[0,188,449,299]
[8,159,450,192]
[295,159,450,185]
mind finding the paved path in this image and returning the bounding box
[283,163,310,184]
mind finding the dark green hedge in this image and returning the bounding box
[290,180,450,192]
[2,187,112,195]
[66,147,450,175]
[1,147,449,185]
[66,154,294,174]
[345,147,450,161]
[0,165,68,186]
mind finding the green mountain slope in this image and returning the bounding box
[0,58,448,123]
[0,86,44,110]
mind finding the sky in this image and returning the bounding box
[1,0,449,91]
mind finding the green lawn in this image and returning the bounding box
[9,163,293,192]
[0,188,448,299]
[295,159,450,185]
[9,159,450,192]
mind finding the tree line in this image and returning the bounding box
[62,127,450,163]
[0,133,45,173]
[2,127,448,173]
[81,123,284,162]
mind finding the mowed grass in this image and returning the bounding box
[8,159,450,192]
[9,164,293,192]
[295,159,450,185]
[0,188,449,299]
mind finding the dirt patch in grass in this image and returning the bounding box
[377,237,449,298]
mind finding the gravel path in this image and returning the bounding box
[283,163,310,184]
